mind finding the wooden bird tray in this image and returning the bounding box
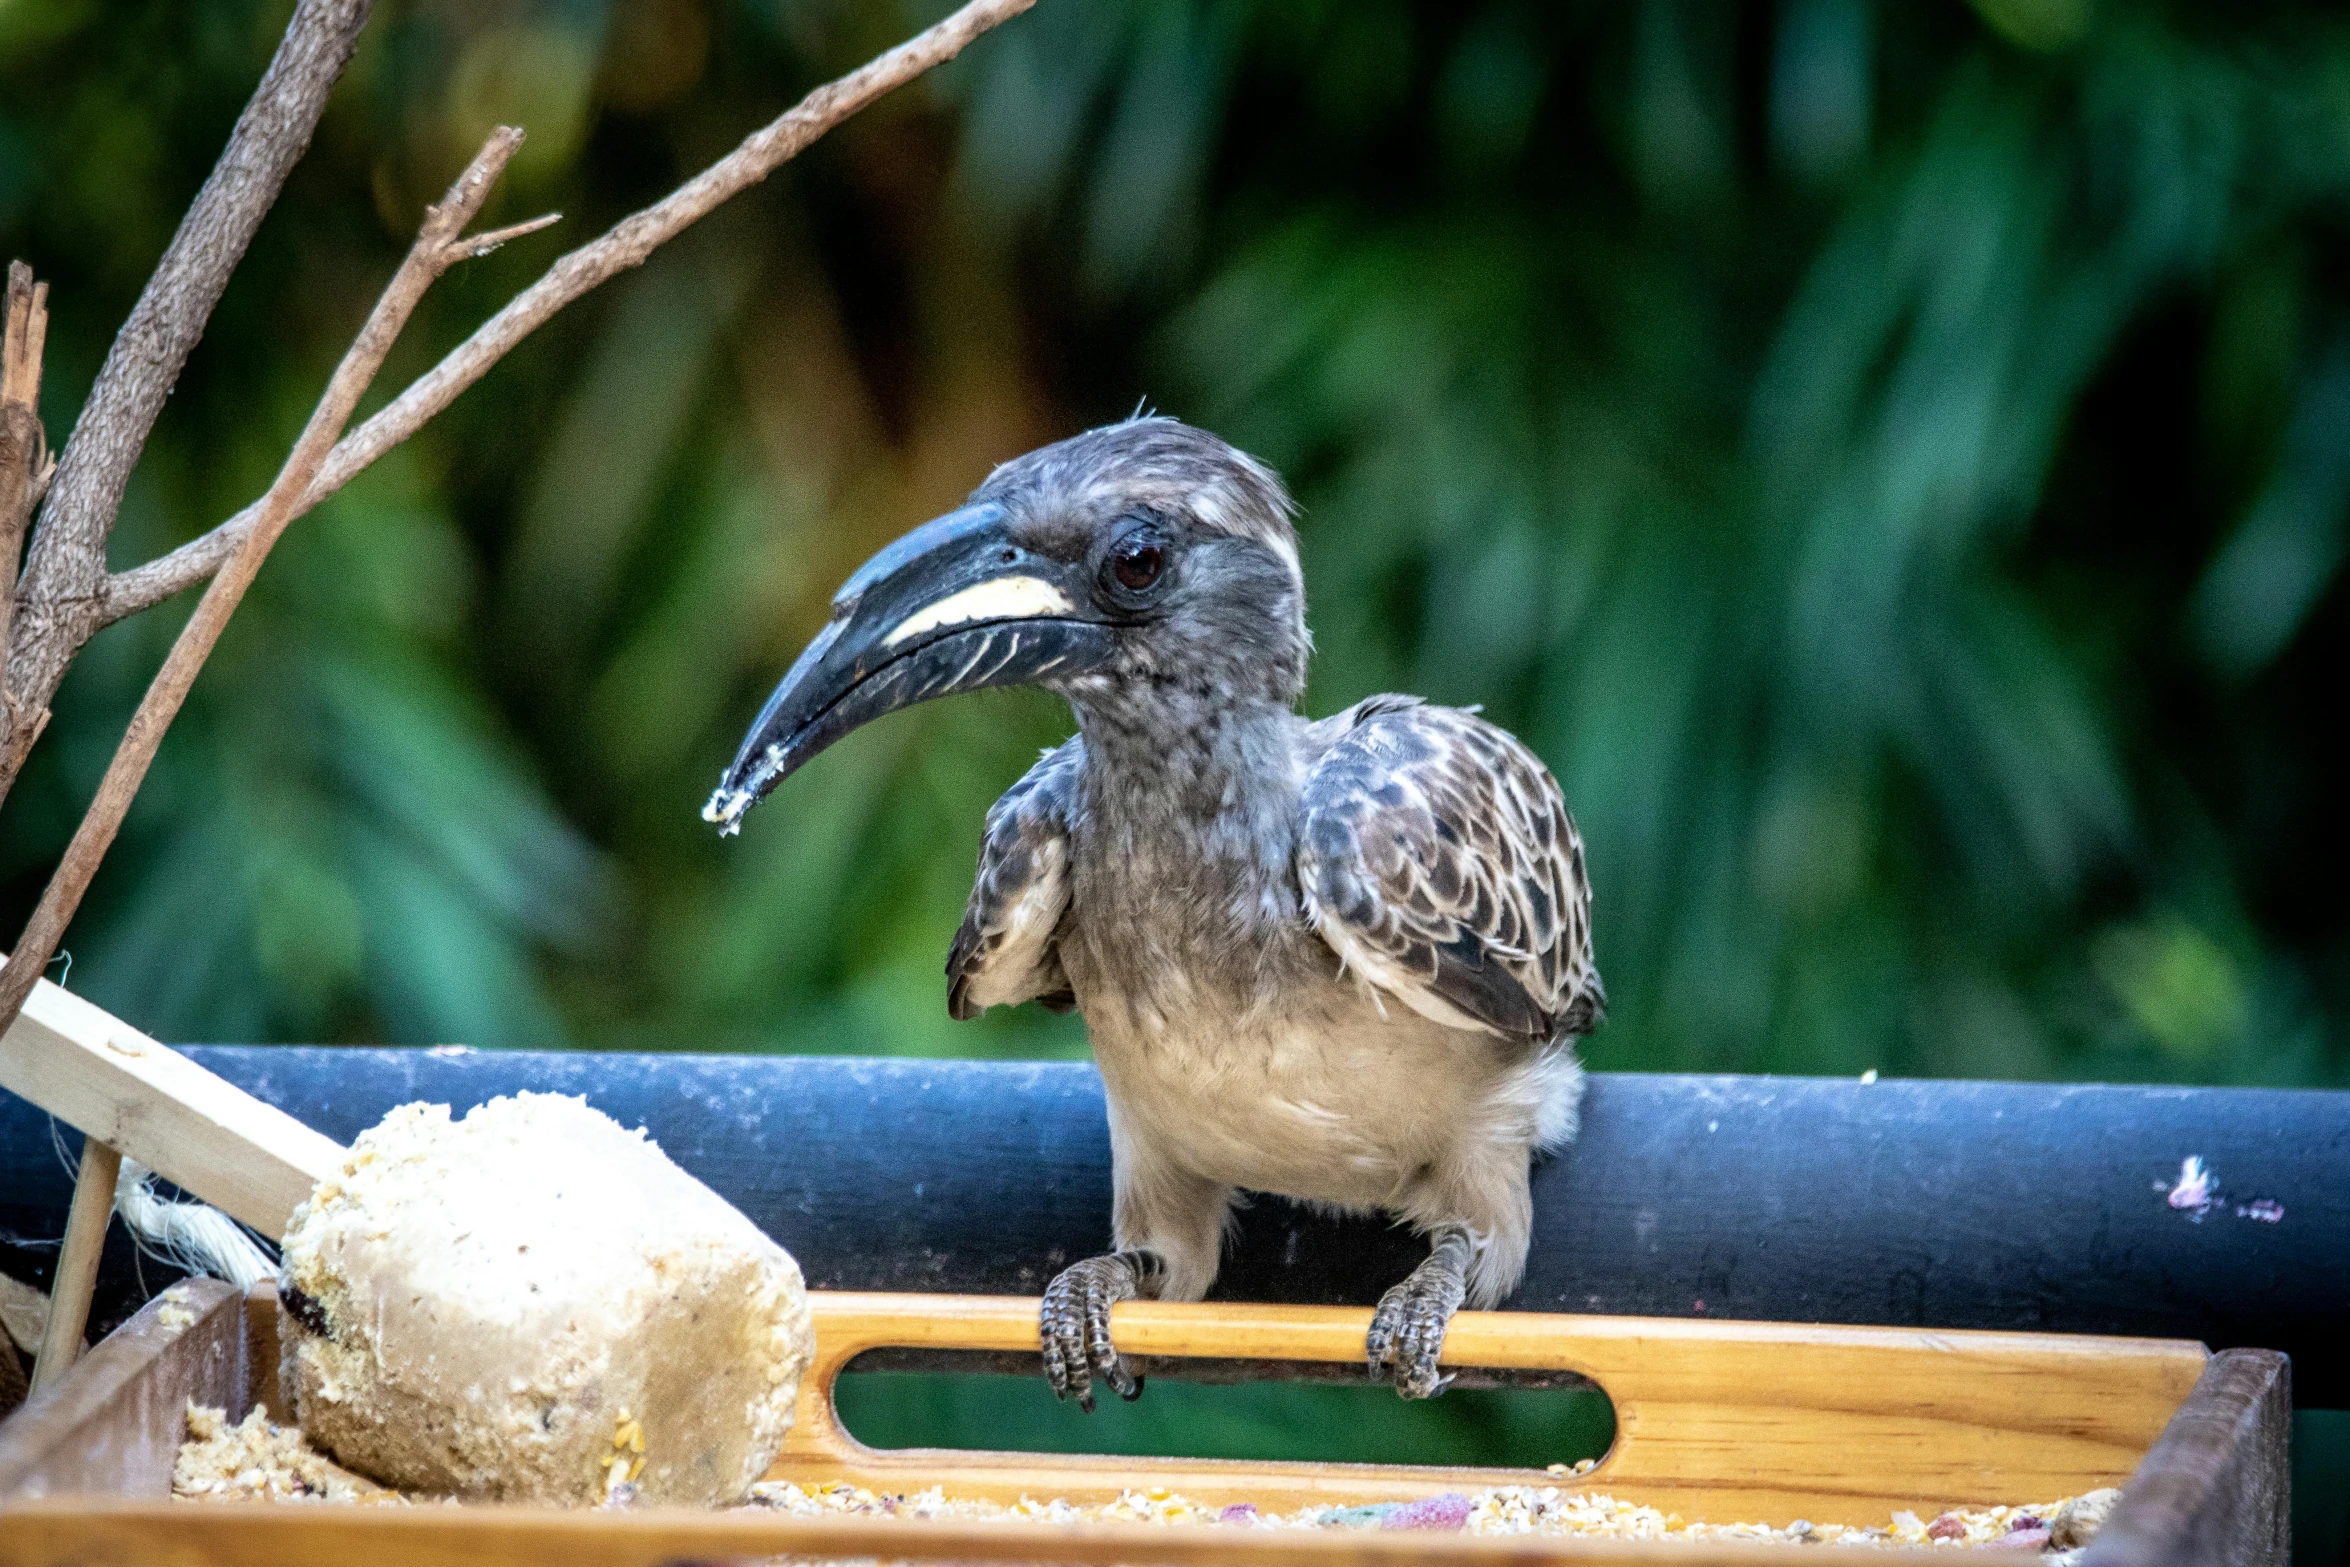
[0,1278,2289,1567]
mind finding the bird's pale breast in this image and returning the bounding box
[1062,899,1558,1210]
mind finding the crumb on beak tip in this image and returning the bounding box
[702,786,754,835]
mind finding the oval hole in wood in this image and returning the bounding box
[832,1348,1617,1472]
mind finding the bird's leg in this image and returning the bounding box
[1040,1248,1166,1413]
[1367,1223,1475,1399]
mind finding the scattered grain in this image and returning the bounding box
[172,1407,2122,1550]
[172,1404,402,1505]
[739,1479,2116,1547]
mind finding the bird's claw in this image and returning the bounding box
[1041,1253,1149,1412]
[1367,1251,1468,1400]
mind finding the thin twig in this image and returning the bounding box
[456,211,564,259]
[26,1134,118,1396]
[101,0,1035,627]
[0,130,527,1031]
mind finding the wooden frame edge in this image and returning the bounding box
[2081,1349,2290,1567]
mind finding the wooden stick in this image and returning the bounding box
[26,1135,119,1396]
[98,0,1036,627]
[0,972,344,1236]
[0,129,532,1034]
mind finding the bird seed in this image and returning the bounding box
[172,1398,2118,1553]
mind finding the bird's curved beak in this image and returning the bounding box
[703,502,1113,835]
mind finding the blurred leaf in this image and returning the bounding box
[1970,0,2093,56]
[2093,916,2247,1062]
[2193,339,2350,676]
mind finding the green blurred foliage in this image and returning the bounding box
[1,0,2339,1088]
[1,0,2346,1521]
[836,1370,1615,1469]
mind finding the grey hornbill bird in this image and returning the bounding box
[706,418,1602,1403]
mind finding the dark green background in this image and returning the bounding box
[0,0,2340,1553]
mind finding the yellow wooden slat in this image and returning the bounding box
[0,1497,1959,1567]
[764,1292,2206,1526]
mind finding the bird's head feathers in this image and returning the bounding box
[705,416,1310,834]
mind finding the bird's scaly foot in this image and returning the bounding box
[1367,1226,1473,1399]
[1041,1250,1162,1412]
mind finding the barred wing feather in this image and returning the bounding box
[1297,697,1602,1041]
[947,736,1084,1019]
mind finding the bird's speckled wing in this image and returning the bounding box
[1297,696,1602,1041]
[948,736,1085,1020]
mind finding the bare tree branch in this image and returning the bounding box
[0,263,52,683]
[0,130,528,1032]
[0,263,54,787]
[0,0,374,792]
[101,0,1035,629]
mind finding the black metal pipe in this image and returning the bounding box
[3,1052,2343,1402]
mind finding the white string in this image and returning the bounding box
[112,1159,276,1291]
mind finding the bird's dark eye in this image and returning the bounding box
[1110,540,1164,592]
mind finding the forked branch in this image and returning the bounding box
[0,0,374,810]
[102,0,1036,626]
[0,0,1039,1028]
[0,130,538,1028]
[15,0,373,634]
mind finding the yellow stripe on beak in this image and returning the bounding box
[881,576,1076,649]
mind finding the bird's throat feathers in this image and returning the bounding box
[1066,685,1305,894]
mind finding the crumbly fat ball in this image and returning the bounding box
[278,1092,814,1506]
